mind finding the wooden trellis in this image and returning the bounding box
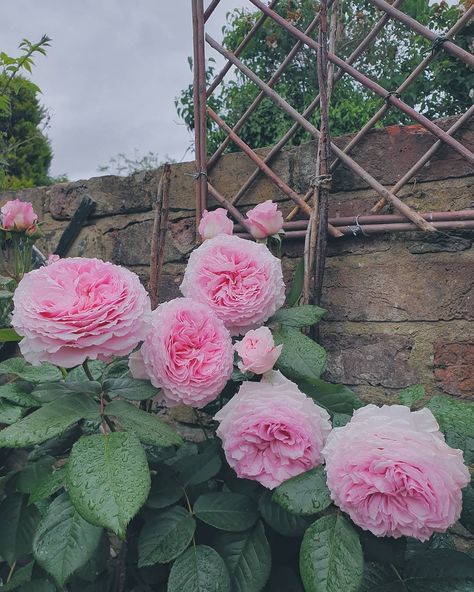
[191,0,474,302]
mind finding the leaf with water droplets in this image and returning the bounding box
[0,358,63,383]
[33,492,103,586]
[0,394,100,448]
[0,493,41,565]
[168,545,231,592]
[105,399,183,447]
[66,432,151,538]
[138,505,195,566]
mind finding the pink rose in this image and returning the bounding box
[180,234,285,335]
[12,257,151,367]
[1,199,38,231]
[198,208,233,240]
[47,254,60,265]
[234,326,282,374]
[323,404,470,541]
[215,371,332,489]
[129,297,233,408]
[246,200,284,240]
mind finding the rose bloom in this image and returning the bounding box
[129,297,233,408]
[180,234,285,335]
[12,257,151,367]
[234,326,282,374]
[323,404,470,541]
[246,200,284,240]
[215,371,331,489]
[1,199,38,231]
[198,208,233,240]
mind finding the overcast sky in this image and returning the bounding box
[1,0,249,181]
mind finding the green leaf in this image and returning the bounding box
[360,562,404,592]
[0,399,23,424]
[273,327,327,382]
[398,385,425,407]
[0,394,100,448]
[0,359,62,383]
[31,380,101,404]
[66,432,151,538]
[19,580,56,592]
[273,466,332,516]
[300,514,363,592]
[0,493,41,565]
[298,379,363,415]
[258,491,312,537]
[33,492,103,586]
[0,328,22,342]
[171,445,222,486]
[167,545,231,592]
[138,505,195,566]
[147,463,184,509]
[403,550,474,591]
[105,399,183,447]
[66,360,105,382]
[17,457,54,494]
[0,382,39,407]
[214,521,271,592]
[29,466,67,504]
[427,396,474,463]
[103,376,159,400]
[286,259,304,307]
[0,561,34,591]
[194,492,259,532]
[271,305,326,328]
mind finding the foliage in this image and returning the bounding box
[0,35,56,191]
[98,150,176,176]
[176,0,474,155]
[0,257,472,590]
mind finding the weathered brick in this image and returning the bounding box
[434,342,474,396]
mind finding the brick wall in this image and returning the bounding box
[2,116,473,402]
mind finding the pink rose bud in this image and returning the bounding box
[198,208,234,240]
[246,200,284,240]
[47,254,60,265]
[1,199,38,231]
[234,326,282,374]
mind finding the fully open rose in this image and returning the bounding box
[180,234,285,335]
[323,404,470,541]
[215,371,331,489]
[12,257,151,367]
[129,297,233,408]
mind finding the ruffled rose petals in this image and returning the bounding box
[322,404,470,541]
[12,257,151,367]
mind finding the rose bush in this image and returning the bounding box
[0,200,472,592]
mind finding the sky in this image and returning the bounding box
[1,0,250,181]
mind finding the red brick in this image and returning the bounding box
[434,342,474,396]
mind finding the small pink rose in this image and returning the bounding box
[234,326,282,374]
[1,199,38,231]
[198,208,233,240]
[246,200,283,240]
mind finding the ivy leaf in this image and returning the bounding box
[0,493,41,565]
[214,521,271,592]
[300,514,363,592]
[33,492,103,586]
[426,396,474,463]
[273,466,332,516]
[258,491,312,537]
[66,432,151,538]
[273,327,327,382]
[105,399,183,447]
[0,359,62,383]
[167,545,231,592]
[0,394,100,448]
[138,505,195,566]
[398,385,425,407]
[298,379,363,415]
[103,376,159,401]
[194,492,259,532]
[271,305,326,328]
